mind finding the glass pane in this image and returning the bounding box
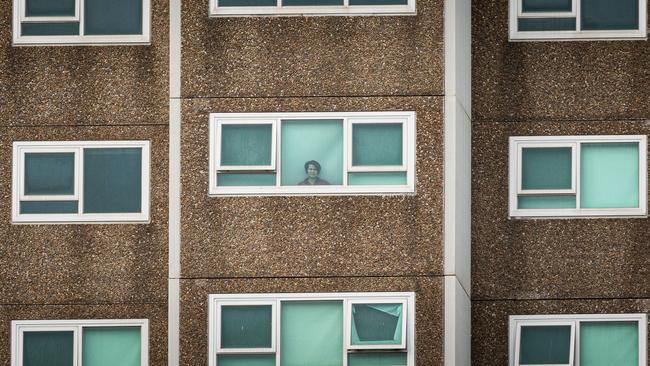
[83,148,142,214]
[23,331,74,366]
[522,0,572,12]
[83,327,141,366]
[522,147,572,190]
[349,0,407,4]
[85,0,143,35]
[281,120,343,186]
[21,201,79,214]
[221,305,273,349]
[581,0,639,30]
[25,153,75,196]
[221,124,273,166]
[26,0,75,16]
[281,301,343,366]
[217,173,276,187]
[218,355,275,366]
[348,172,407,186]
[21,22,80,36]
[351,303,403,346]
[580,143,639,209]
[283,0,343,5]
[580,321,638,366]
[519,325,572,365]
[518,18,577,31]
[352,124,403,166]
[518,195,576,209]
[218,0,276,7]
[348,353,408,366]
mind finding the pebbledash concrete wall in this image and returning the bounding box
[471,0,650,365]
[0,0,169,364]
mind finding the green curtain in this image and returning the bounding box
[82,327,141,366]
[348,353,408,366]
[581,0,638,30]
[23,331,74,366]
[217,173,276,187]
[518,195,576,209]
[84,0,143,35]
[348,172,407,186]
[580,321,638,366]
[221,305,273,349]
[25,153,75,195]
[83,148,142,213]
[280,301,343,366]
[521,147,572,190]
[26,0,76,16]
[351,304,403,346]
[580,143,639,209]
[217,355,275,366]
[519,325,572,365]
[352,124,403,167]
[522,0,572,12]
[220,124,273,167]
[280,120,343,186]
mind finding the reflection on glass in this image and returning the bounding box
[298,160,330,186]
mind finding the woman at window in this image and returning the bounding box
[298,160,330,185]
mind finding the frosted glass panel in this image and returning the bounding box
[221,124,273,166]
[518,195,576,209]
[580,143,639,209]
[521,147,572,190]
[83,148,142,213]
[280,301,343,366]
[26,0,75,16]
[217,173,276,186]
[522,0,572,12]
[85,0,143,35]
[83,327,141,366]
[348,353,407,366]
[281,120,343,186]
[221,305,273,349]
[23,331,74,366]
[519,325,572,365]
[581,0,639,30]
[348,172,407,186]
[351,303,403,346]
[218,355,275,366]
[24,153,75,195]
[352,123,403,166]
[580,322,638,366]
[21,201,79,214]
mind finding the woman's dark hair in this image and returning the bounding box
[304,160,321,173]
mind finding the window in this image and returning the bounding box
[12,141,150,223]
[209,112,416,196]
[13,0,150,45]
[209,292,415,366]
[509,0,647,40]
[509,135,647,218]
[11,319,149,366]
[509,314,647,366]
[209,0,415,19]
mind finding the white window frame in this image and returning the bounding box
[209,0,415,17]
[509,314,647,366]
[345,298,408,350]
[208,292,415,366]
[347,118,409,173]
[11,319,149,366]
[216,119,277,171]
[12,140,151,224]
[509,135,647,218]
[209,112,416,196]
[12,0,151,46]
[509,0,647,41]
[215,300,277,354]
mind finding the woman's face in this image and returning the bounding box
[307,164,319,179]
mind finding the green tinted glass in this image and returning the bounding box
[519,325,572,365]
[348,353,407,366]
[221,305,273,349]
[83,148,142,214]
[281,120,343,186]
[349,0,407,4]
[221,124,273,166]
[518,18,577,31]
[580,322,638,366]
[351,304,403,346]
[217,355,275,366]
[85,0,143,35]
[218,0,276,6]
[522,147,572,190]
[522,0,572,12]
[23,331,74,366]
[348,172,407,186]
[580,143,639,209]
[281,301,343,366]
[83,327,141,366]
[21,23,80,36]
[518,195,576,209]
[25,153,75,195]
[352,123,403,166]
[283,0,343,5]
[581,0,638,30]
[217,173,276,186]
[20,201,79,214]
[26,0,75,16]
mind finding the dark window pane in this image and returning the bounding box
[83,148,142,214]
[581,0,638,30]
[522,0,572,12]
[221,305,273,349]
[26,0,76,16]
[518,18,576,31]
[218,0,276,7]
[24,153,75,195]
[349,0,407,5]
[23,331,74,366]
[85,0,142,35]
[352,124,403,166]
[519,325,572,364]
[521,147,572,190]
[220,124,273,166]
[20,201,79,214]
[351,304,403,346]
[21,22,80,36]
[283,0,343,6]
